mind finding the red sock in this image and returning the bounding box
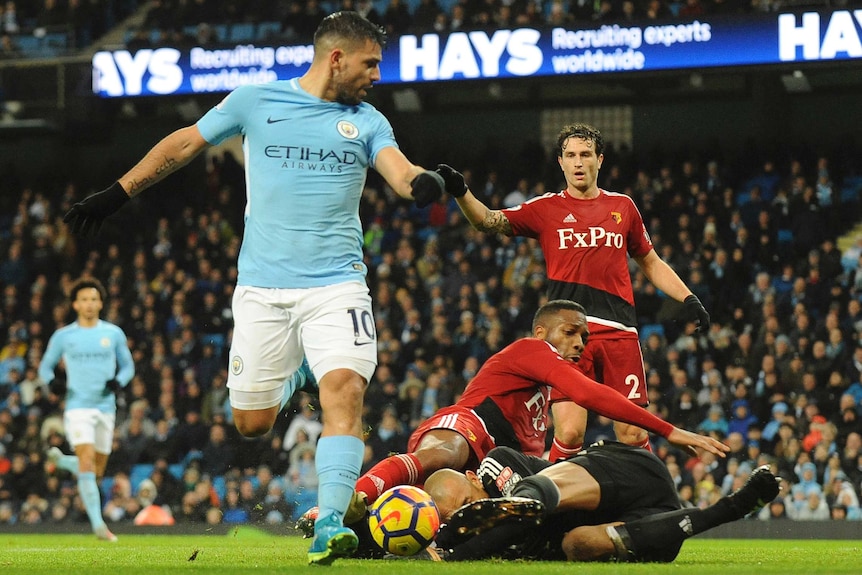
[355,453,425,505]
[548,438,582,462]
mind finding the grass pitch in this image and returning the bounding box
[1,529,859,574]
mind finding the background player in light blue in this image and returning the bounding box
[63,11,447,565]
[39,277,134,542]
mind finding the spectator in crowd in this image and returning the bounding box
[282,393,323,453]
[0,32,20,58]
[220,488,250,523]
[200,423,236,478]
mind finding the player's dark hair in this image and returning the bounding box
[70,277,106,302]
[556,123,604,157]
[532,299,586,331]
[314,11,387,50]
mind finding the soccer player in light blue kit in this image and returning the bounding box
[39,277,134,542]
[63,11,447,565]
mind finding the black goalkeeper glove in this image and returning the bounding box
[63,181,130,237]
[48,378,67,396]
[436,497,545,550]
[435,164,468,198]
[410,170,445,208]
[683,294,710,333]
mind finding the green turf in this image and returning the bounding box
[1,531,859,574]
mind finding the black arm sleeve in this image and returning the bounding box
[478,446,554,496]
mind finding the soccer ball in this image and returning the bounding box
[367,485,441,556]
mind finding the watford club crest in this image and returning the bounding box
[611,211,622,224]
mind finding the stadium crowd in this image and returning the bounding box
[1,131,862,529]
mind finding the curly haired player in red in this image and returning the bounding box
[438,123,710,461]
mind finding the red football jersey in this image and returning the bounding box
[455,338,673,456]
[503,190,652,336]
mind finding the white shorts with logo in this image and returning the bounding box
[64,408,116,453]
[227,281,377,411]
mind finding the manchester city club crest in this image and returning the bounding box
[337,120,359,139]
[231,355,244,375]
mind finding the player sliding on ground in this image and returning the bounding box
[425,443,781,562]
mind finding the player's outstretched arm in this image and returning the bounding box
[634,251,710,333]
[666,427,729,458]
[439,164,512,236]
[64,125,210,237]
[374,147,443,207]
[546,361,727,458]
[119,125,210,197]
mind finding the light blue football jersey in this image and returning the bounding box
[196,78,398,289]
[38,320,135,413]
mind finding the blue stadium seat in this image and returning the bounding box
[168,463,185,480]
[840,186,860,205]
[256,21,282,41]
[844,175,862,190]
[200,333,225,357]
[777,229,794,260]
[228,23,256,43]
[12,33,65,58]
[100,476,115,501]
[212,475,227,502]
[15,35,42,58]
[374,0,390,16]
[639,323,665,342]
[437,0,460,13]
[129,463,155,491]
[212,24,229,43]
[43,32,68,56]
[288,490,319,522]
[543,0,570,17]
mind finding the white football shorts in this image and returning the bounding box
[227,281,377,411]
[64,408,116,453]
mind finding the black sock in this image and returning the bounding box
[622,500,736,561]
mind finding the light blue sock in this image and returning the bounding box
[314,435,364,528]
[58,455,80,475]
[78,472,106,531]
[280,359,316,410]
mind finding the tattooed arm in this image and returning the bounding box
[455,190,514,236]
[119,125,211,197]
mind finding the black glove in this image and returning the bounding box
[105,379,122,394]
[435,164,468,198]
[446,522,527,561]
[410,170,445,208]
[63,181,130,237]
[48,378,67,396]
[683,294,710,333]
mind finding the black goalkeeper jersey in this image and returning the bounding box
[470,441,682,560]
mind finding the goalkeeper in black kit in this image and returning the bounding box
[425,442,780,562]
